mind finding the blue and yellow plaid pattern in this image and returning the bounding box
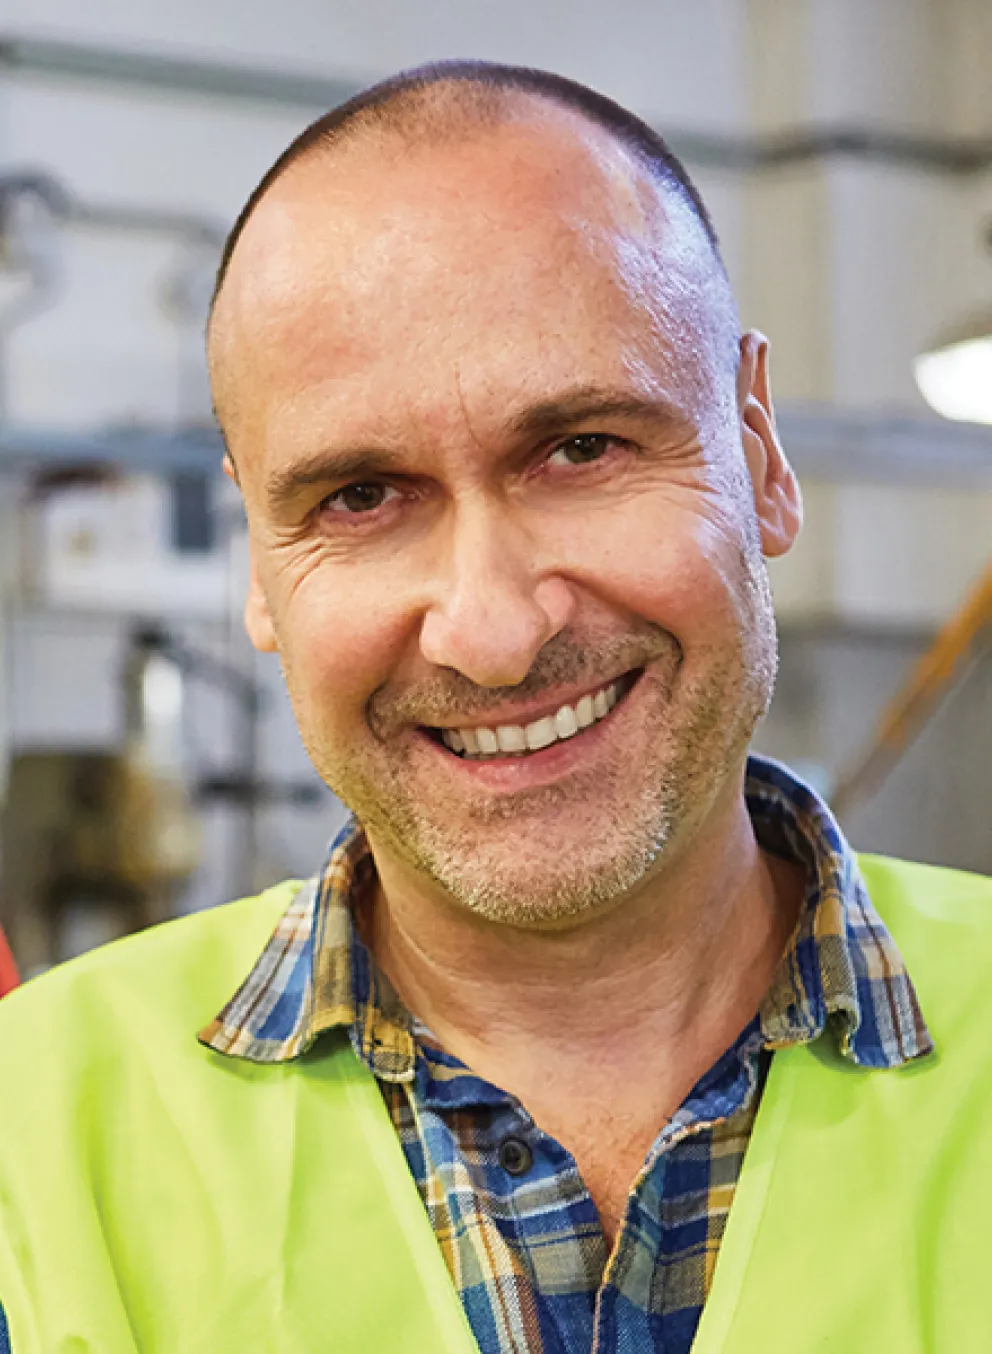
[201,756,932,1354]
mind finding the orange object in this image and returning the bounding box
[832,562,992,816]
[0,925,19,996]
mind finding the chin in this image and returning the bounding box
[423,830,670,929]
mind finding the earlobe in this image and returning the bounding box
[738,332,803,559]
[244,553,278,653]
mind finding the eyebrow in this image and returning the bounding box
[262,384,685,510]
[264,447,407,511]
[506,385,686,440]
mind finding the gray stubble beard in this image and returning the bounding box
[327,636,776,930]
[294,541,780,929]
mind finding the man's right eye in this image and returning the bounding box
[325,482,396,514]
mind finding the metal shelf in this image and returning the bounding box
[0,425,224,475]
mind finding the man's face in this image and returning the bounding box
[213,112,801,927]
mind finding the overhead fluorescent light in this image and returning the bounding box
[914,311,992,425]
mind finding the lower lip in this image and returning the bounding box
[418,677,640,792]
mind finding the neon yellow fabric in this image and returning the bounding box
[694,854,992,1354]
[0,884,480,1354]
[0,856,989,1351]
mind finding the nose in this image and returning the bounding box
[419,500,575,687]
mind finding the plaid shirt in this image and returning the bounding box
[201,756,932,1354]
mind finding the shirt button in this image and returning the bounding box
[499,1136,533,1176]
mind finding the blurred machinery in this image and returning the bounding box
[0,167,229,972]
[0,617,325,973]
[0,626,201,971]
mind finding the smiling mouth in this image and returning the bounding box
[425,670,642,761]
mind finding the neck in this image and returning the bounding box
[362,780,804,1113]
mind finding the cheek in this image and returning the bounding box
[274,571,414,737]
[555,499,754,644]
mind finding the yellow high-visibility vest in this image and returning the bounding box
[0,854,990,1352]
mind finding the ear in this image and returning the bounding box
[244,542,278,654]
[737,331,803,558]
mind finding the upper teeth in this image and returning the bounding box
[439,681,620,758]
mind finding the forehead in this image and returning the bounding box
[211,110,727,462]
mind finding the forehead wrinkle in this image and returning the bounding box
[263,374,693,514]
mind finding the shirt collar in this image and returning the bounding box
[746,759,932,1066]
[199,755,932,1074]
[199,821,417,1078]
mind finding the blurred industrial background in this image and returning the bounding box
[0,0,989,977]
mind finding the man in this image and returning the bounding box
[0,61,989,1354]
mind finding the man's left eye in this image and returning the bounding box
[547,435,615,467]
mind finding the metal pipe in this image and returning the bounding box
[0,172,68,417]
[72,200,225,250]
[2,33,991,176]
[0,167,225,251]
[0,33,356,113]
[0,168,224,424]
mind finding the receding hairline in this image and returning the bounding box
[208,60,729,327]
